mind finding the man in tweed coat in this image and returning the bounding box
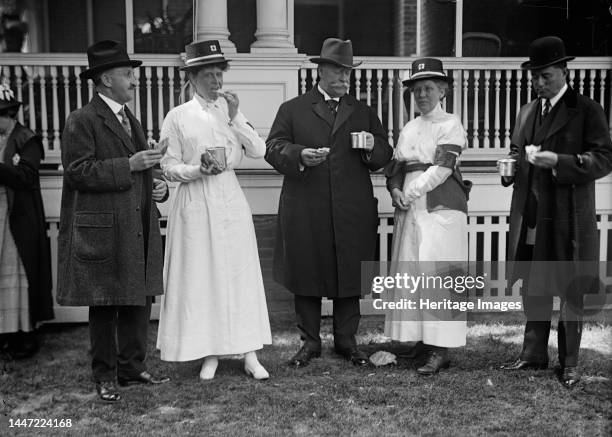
[58,41,169,402]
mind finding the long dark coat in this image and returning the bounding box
[0,123,54,323]
[504,87,612,295]
[265,88,393,298]
[57,94,165,306]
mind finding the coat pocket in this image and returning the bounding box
[73,212,115,262]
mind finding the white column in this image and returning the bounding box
[194,0,236,52]
[250,0,296,53]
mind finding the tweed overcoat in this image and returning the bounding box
[0,123,54,323]
[504,87,612,295]
[57,94,165,306]
[265,88,393,298]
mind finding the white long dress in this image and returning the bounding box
[384,104,468,348]
[156,93,272,361]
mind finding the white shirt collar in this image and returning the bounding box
[98,92,124,115]
[318,84,340,102]
[543,83,567,113]
[194,92,220,109]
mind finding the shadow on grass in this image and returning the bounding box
[0,312,610,436]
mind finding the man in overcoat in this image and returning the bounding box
[266,38,393,368]
[499,36,612,388]
[58,40,169,402]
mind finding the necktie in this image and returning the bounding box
[118,107,132,137]
[542,99,551,118]
[326,99,338,115]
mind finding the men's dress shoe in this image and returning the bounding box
[559,366,580,388]
[118,371,170,387]
[95,381,121,402]
[401,341,427,359]
[417,351,450,376]
[335,346,370,367]
[288,345,321,368]
[499,358,548,371]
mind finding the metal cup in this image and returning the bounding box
[202,147,227,171]
[497,158,516,177]
[351,131,368,149]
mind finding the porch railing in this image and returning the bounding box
[301,57,612,160]
[0,54,611,164]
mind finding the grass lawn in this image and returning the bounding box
[1,312,610,436]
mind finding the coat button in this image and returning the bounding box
[136,206,140,211]
[128,153,133,157]
[138,232,142,237]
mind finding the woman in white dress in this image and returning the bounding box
[384,58,470,375]
[156,40,272,380]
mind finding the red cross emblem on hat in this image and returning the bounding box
[418,63,425,70]
[210,45,217,52]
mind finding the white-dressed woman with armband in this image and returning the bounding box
[384,58,470,375]
[156,40,271,380]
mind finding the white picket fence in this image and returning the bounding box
[41,173,612,322]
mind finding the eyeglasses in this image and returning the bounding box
[411,85,438,95]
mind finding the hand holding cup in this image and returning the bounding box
[350,131,374,151]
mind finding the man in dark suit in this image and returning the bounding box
[499,36,612,388]
[58,41,169,402]
[266,38,393,368]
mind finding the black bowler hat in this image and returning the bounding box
[310,38,362,68]
[521,36,575,70]
[80,40,142,79]
[0,81,21,113]
[402,58,450,86]
[180,40,229,71]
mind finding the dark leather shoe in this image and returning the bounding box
[335,346,370,367]
[288,345,321,368]
[95,381,121,402]
[417,351,450,376]
[401,341,427,359]
[559,366,580,388]
[499,358,548,371]
[118,371,170,387]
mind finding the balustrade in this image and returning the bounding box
[0,54,610,165]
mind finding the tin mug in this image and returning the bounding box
[497,158,516,177]
[202,147,227,171]
[350,131,368,149]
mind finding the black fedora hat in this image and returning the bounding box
[402,58,450,86]
[521,36,575,70]
[310,38,362,68]
[180,40,229,71]
[80,40,142,79]
[0,81,21,113]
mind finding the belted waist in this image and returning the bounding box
[400,161,432,174]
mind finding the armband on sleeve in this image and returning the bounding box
[433,144,462,169]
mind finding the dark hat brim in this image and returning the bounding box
[0,100,21,112]
[402,72,452,86]
[310,57,362,69]
[520,56,575,70]
[80,59,143,79]
[179,57,230,71]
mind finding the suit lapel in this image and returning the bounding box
[92,94,136,154]
[521,101,539,145]
[332,96,354,135]
[125,107,147,151]
[541,101,576,147]
[534,90,577,149]
[310,89,335,127]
